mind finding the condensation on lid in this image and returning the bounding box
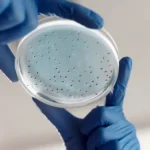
[15,18,119,108]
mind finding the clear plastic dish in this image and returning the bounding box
[15,16,119,108]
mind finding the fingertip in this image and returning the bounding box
[119,57,132,81]
[89,10,104,29]
[32,98,46,109]
[64,1,104,29]
[0,45,18,82]
[32,98,55,119]
[120,57,132,68]
[32,97,38,104]
[118,57,133,86]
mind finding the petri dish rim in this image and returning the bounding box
[15,17,119,108]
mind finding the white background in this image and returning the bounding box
[0,0,150,149]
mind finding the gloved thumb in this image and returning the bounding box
[106,57,132,107]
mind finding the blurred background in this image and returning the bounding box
[1,0,150,149]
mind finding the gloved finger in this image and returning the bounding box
[123,138,140,150]
[0,0,25,31]
[37,0,104,29]
[86,120,135,150]
[0,0,10,14]
[123,137,140,150]
[119,132,140,150]
[96,140,121,150]
[80,106,124,135]
[33,98,85,150]
[0,45,18,82]
[0,0,38,44]
[106,57,132,107]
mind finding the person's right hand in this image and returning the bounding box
[0,0,103,82]
[33,57,140,150]
[80,57,140,150]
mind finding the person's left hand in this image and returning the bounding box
[33,57,140,150]
[0,0,103,82]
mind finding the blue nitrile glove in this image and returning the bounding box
[33,57,140,150]
[0,0,103,82]
[80,57,140,150]
[0,0,103,44]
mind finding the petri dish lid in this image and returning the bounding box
[15,17,119,108]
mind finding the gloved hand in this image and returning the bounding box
[80,57,140,150]
[0,0,103,44]
[0,0,103,82]
[33,57,140,150]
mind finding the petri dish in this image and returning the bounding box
[15,16,119,108]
